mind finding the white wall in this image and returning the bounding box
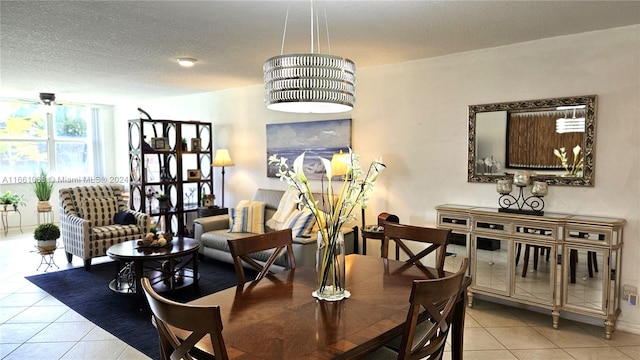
[115,26,640,330]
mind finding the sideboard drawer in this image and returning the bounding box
[565,226,611,246]
[437,212,470,231]
[472,217,511,235]
[513,221,558,241]
[566,215,625,246]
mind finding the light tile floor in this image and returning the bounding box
[2,228,640,359]
[1,229,151,360]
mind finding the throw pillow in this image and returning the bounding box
[265,188,300,231]
[282,208,316,237]
[113,211,137,225]
[84,197,118,227]
[229,200,266,234]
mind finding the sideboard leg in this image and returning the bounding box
[604,318,616,340]
[552,310,560,329]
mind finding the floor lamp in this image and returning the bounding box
[212,149,234,208]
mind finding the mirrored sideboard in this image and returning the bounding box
[436,204,625,339]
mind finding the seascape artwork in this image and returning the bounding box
[266,119,352,179]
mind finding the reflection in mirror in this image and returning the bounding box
[443,235,468,275]
[565,247,605,311]
[513,241,554,304]
[468,95,597,186]
[473,236,509,295]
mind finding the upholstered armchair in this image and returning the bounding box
[59,184,150,270]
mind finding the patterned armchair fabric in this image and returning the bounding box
[59,184,150,270]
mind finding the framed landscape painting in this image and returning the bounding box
[266,119,352,179]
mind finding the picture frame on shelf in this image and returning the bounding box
[151,137,170,151]
[187,169,201,181]
[191,138,201,151]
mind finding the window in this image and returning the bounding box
[0,99,103,179]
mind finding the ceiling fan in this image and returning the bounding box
[36,92,61,114]
[17,92,64,107]
[39,92,56,105]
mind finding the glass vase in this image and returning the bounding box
[312,231,350,301]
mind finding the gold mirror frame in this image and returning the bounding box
[468,95,597,186]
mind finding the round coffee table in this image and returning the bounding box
[106,237,200,301]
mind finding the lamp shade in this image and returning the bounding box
[264,53,356,113]
[330,151,350,177]
[212,149,235,167]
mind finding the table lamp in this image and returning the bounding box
[212,149,234,208]
[330,151,349,178]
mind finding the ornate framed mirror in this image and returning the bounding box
[468,95,597,186]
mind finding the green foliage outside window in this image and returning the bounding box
[0,104,47,171]
[55,108,87,137]
[1,100,95,176]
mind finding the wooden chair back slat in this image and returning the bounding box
[227,228,296,288]
[141,277,228,360]
[398,258,469,360]
[382,222,451,276]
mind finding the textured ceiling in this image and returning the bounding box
[1,0,638,105]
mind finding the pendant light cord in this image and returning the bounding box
[279,0,332,55]
[315,1,332,54]
[280,5,290,55]
[324,6,331,54]
[310,0,314,53]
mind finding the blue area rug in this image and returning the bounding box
[25,257,245,359]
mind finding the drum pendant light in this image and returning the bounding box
[264,1,356,113]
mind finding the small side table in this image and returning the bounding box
[198,207,228,218]
[37,209,54,225]
[1,208,23,236]
[361,226,385,256]
[361,212,400,258]
[35,245,59,272]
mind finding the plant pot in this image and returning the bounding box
[159,200,170,210]
[37,200,52,212]
[36,239,57,254]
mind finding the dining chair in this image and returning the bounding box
[140,277,229,360]
[382,222,451,276]
[365,257,469,360]
[227,228,296,288]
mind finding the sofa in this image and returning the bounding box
[193,188,356,270]
[59,184,150,270]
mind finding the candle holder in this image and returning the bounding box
[497,176,547,216]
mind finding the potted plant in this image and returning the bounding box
[34,223,60,253]
[157,193,170,210]
[0,191,26,211]
[32,168,55,212]
[181,138,188,151]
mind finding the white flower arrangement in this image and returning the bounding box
[268,149,385,297]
